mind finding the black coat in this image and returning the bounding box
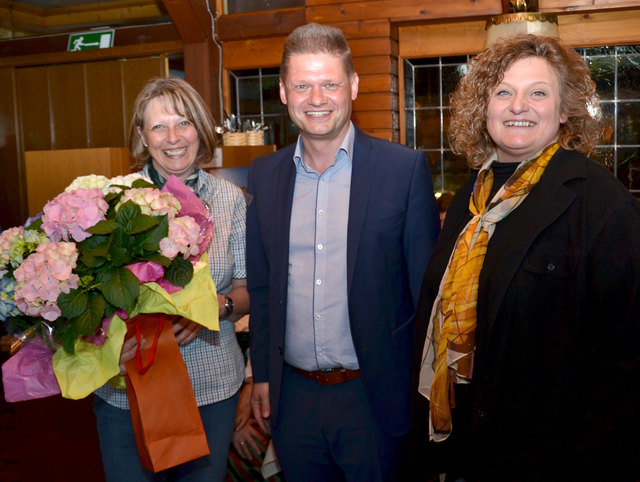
[410,148,640,481]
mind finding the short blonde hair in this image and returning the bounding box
[128,77,218,168]
[449,34,601,168]
[280,23,354,82]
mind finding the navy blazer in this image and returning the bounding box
[247,127,440,436]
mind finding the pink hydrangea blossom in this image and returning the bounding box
[159,215,204,259]
[116,188,181,219]
[13,241,79,322]
[42,189,108,242]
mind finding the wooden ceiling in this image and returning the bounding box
[0,0,170,38]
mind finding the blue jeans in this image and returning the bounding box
[93,392,239,482]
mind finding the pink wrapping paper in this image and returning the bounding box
[163,175,214,259]
[2,336,60,402]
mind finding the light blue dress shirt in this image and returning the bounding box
[284,123,359,371]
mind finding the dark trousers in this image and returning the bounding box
[271,364,404,482]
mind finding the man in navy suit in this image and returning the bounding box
[246,23,440,481]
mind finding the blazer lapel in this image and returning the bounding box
[346,129,376,293]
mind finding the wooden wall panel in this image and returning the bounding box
[0,68,25,229]
[399,20,488,58]
[121,56,168,136]
[353,92,396,111]
[16,66,52,151]
[540,0,640,10]
[306,0,501,23]
[558,9,640,45]
[48,63,88,149]
[352,110,396,129]
[357,73,395,94]
[353,55,396,75]
[85,60,127,148]
[349,37,397,57]
[223,36,287,70]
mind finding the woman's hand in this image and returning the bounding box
[119,335,144,375]
[172,317,203,345]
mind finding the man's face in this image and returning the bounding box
[280,52,358,143]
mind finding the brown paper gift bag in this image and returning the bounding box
[124,313,210,473]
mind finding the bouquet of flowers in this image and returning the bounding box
[0,172,218,402]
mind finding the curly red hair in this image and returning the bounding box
[449,34,601,168]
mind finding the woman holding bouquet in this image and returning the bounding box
[94,77,249,481]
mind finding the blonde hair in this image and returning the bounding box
[128,77,218,168]
[280,23,354,82]
[449,34,601,168]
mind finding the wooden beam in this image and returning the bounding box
[162,0,224,122]
[306,0,502,23]
[0,40,181,68]
[0,0,165,30]
[161,0,206,43]
[0,22,180,57]
[216,7,305,41]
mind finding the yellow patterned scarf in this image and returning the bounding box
[418,142,559,442]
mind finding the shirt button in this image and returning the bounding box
[318,210,324,215]
[316,314,321,319]
[316,279,322,285]
[317,244,323,250]
[547,263,556,272]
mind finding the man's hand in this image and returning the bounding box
[251,382,271,434]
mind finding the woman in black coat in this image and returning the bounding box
[411,34,640,481]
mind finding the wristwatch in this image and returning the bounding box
[223,295,234,318]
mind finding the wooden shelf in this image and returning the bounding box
[210,145,277,169]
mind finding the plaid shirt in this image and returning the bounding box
[95,168,246,408]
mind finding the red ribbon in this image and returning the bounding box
[135,320,164,375]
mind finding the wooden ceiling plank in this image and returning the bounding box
[161,0,206,43]
[0,0,164,29]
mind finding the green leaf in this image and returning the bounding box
[86,219,116,235]
[164,256,194,288]
[57,288,89,319]
[56,323,78,355]
[108,227,135,266]
[75,292,106,336]
[97,266,140,311]
[126,214,159,235]
[138,215,168,252]
[132,179,154,188]
[103,300,117,319]
[116,200,142,226]
[78,235,110,268]
[140,252,172,267]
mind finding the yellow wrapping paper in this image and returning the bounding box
[52,253,219,399]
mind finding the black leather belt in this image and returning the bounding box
[288,364,361,385]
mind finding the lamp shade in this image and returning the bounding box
[485,12,559,47]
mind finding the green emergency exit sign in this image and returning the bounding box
[67,30,114,51]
